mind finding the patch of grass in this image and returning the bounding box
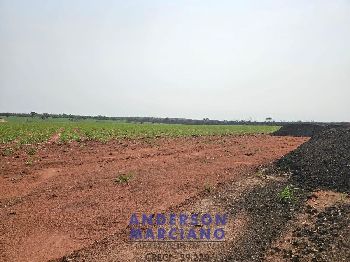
[279,185,295,202]
[114,172,134,184]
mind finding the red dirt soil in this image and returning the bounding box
[0,135,307,262]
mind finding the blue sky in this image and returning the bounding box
[1,0,349,121]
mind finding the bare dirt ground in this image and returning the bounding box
[266,190,350,262]
[0,135,307,262]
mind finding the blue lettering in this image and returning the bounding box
[187,228,197,239]
[200,228,211,239]
[201,213,212,225]
[191,214,199,226]
[129,213,139,225]
[156,214,166,225]
[157,228,165,239]
[179,214,188,225]
[145,228,155,239]
[214,228,225,240]
[130,228,142,240]
[142,214,154,225]
[169,228,177,240]
[215,214,228,226]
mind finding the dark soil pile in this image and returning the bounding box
[273,123,345,137]
[277,127,350,192]
[222,180,303,262]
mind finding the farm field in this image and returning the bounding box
[0,117,299,262]
[0,117,279,144]
[1,119,349,262]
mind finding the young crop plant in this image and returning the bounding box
[114,172,134,184]
[279,185,295,202]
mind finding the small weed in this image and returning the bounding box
[256,170,265,178]
[256,168,269,178]
[204,183,214,193]
[115,172,134,184]
[27,147,37,156]
[339,193,348,202]
[201,158,210,164]
[25,158,33,165]
[279,185,295,202]
[2,147,14,156]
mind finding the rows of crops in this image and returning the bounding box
[0,117,280,144]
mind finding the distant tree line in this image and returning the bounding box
[0,112,346,126]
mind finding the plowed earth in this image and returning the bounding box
[0,135,307,262]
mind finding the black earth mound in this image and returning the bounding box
[277,127,350,193]
[273,123,347,137]
[222,127,350,261]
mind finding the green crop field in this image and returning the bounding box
[0,116,280,144]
